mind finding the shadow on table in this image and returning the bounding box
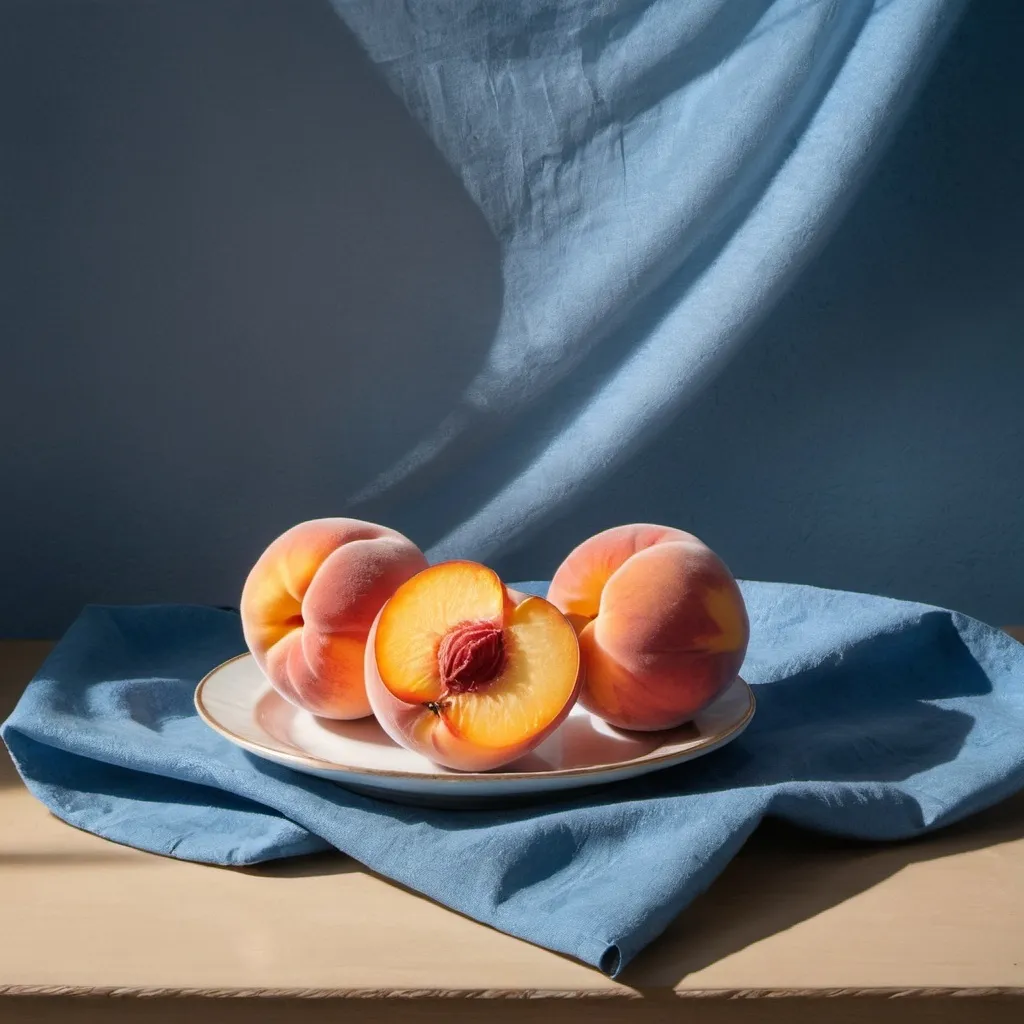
[233,850,360,879]
[0,754,25,790]
[0,642,55,789]
[620,791,1024,989]
[0,849,141,868]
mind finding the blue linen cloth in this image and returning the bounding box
[328,0,969,564]
[3,581,1023,976]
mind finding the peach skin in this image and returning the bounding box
[240,518,428,719]
[547,524,749,731]
[365,561,582,771]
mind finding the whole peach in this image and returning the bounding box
[547,524,748,730]
[240,518,428,719]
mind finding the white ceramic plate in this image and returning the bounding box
[195,653,755,809]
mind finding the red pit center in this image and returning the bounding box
[437,620,506,694]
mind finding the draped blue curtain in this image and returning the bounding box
[330,0,968,560]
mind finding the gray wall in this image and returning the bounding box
[0,0,500,636]
[1,0,1022,637]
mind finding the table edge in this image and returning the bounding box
[1,984,1023,1000]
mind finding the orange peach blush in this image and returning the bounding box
[547,524,749,731]
[240,518,428,719]
[365,561,581,772]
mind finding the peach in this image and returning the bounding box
[365,561,581,771]
[547,524,749,731]
[240,518,428,719]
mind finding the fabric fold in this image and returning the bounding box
[328,0,969,561]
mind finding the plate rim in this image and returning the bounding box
[194,652,756,784]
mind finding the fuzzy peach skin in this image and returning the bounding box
[364,561,582,772]
[547,524,749,731]
[240,518,428,719]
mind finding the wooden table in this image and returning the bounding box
[2,635,1023,1022]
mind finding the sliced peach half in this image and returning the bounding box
[364,561,582,771]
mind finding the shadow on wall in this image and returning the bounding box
[498,0,1024,626]
[0,0,502,637]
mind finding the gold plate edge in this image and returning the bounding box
[194,653,756,785]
